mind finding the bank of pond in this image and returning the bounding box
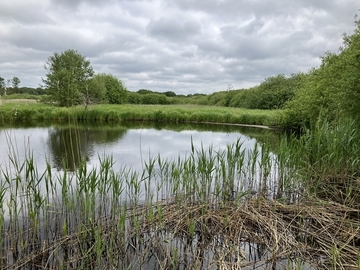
[0,115,359,269]
[0,103,285,128]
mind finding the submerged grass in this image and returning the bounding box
[0,120,360,269]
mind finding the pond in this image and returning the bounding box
[0,122,278,173]
[0,122,288,204]
[0,122,315,269]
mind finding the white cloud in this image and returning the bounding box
[0,0,358,94]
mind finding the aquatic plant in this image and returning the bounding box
[0,122,360,269]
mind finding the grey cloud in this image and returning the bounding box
[180,51,195,58]
[241,19,265,35]
[147,17,201,42]
[170,0,357,19]
[48,0,114,10]
[0,5,54,25]
[3,26,101,57]
[0,0,358,94]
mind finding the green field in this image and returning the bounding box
[0,102,286,127]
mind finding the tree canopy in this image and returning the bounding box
[0,76,5,96]
[89,73,128,105]
[43,49,94,107]
[285,14,360,127]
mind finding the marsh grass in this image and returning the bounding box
[279,119,360,208]
[0,103,285,127]
[1,120,360,269]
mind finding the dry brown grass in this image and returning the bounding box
[5,197,360,269]
[142,198,360,269]
[0,98,37,104]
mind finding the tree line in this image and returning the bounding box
[0,76,21,96]
[41,49,127,108]
[2,13,360,128]
[176,13,360,127]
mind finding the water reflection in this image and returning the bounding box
[47,126,127,170]
[1,123,311,269]
[0,122,283,173]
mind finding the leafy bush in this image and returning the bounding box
[285,16,360,127]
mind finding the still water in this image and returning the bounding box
[0,123,315,269]
[0,122,279,174]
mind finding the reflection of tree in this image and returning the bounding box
[47,126,127,171]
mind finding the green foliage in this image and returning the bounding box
[11,77,20,89]
[141,93,171,105]
[0,93,40,100]
[43,49,94,107]
[255,73,305,109]
[163,91,176,97]
[227,73,306,110]
[136,89,176,98]
[7,87,45,95]
[105,75,127,104]
[137,89,153,95]
[228,88,259,108]
[207,91,230,106]
[278,119,360,203]
[182,94,209,105]
[0,76,5,96]
[87,74,107,104]
[127,91,143,104]
[286,14,360,127]
[0,103,284,127]
[89,73,127,105]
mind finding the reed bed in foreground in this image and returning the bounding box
[3,197,360,269]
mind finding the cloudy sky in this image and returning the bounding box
[0,0,358,95]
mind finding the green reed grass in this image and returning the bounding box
[0,133,290,268]
[1,120,359,268]
[276,119,360,206]
[0,103,285,127]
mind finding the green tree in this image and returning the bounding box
[338,15,360,120]
[164,91,176,97]
[11,77,20,90]
[89,73,127,104]
[43,49,94,107]
[286,13,360,127]
[137,89,153,95]
[127,91,143,104]
[104,74,127,104]
[0,76,5,96]
[87,74,108,105]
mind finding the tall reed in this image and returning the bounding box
[276,119,360,206]
[1,121,359,268]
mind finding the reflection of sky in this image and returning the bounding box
[92,129,256,172]
[0,126,286,214]
[0,128,50,172]
[0,126,256,174]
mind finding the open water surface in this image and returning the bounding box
[0,122,279,174]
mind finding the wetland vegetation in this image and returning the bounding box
[0,11,360,270]
[0,119,359,269]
